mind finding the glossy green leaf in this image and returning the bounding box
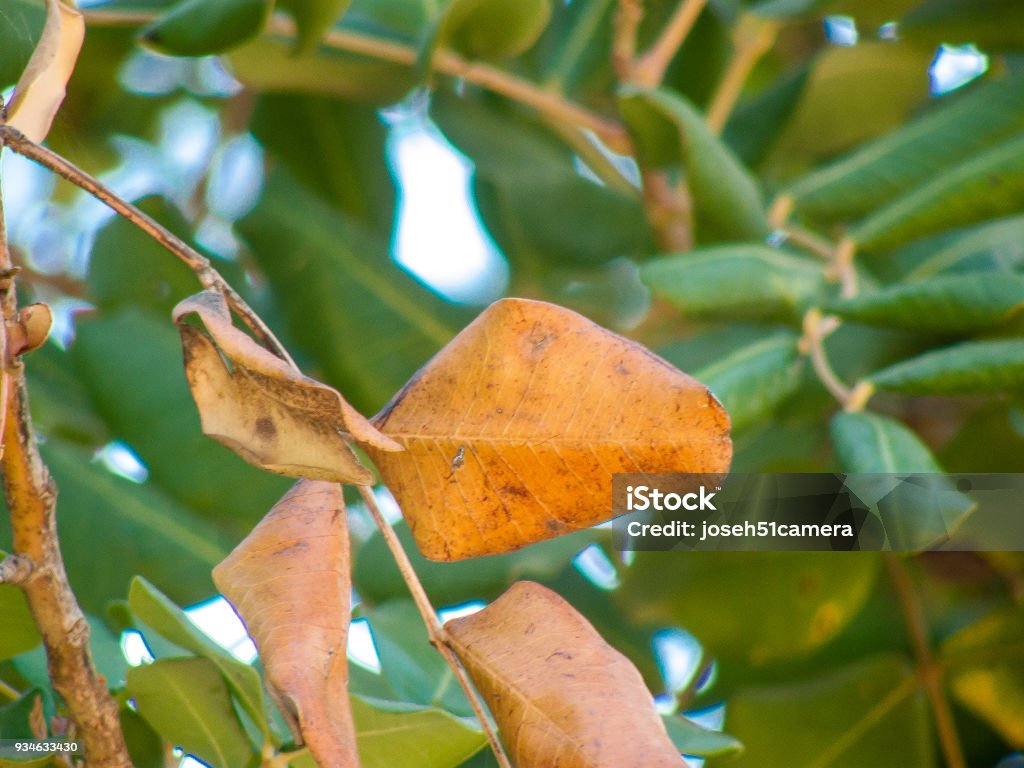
[228,37,417,105]
[887,215,1024,281]
[830,411,975,550]
[353,518,598,607]
[278,0,352,54]
[367,601,472,717]
[942,604,1024,745]
[121,708,165,768]
[128,577,268,739]
[901,0,1024,51]
[0,565,40,660]
[868,339,1024,395]
[770,42,932,163]
[826,274,1024,332]
[619,87,769,242]
[724,64,811,166]
[852,133,1024,252]
[430,0,551,61]
[724,655,934,767]
[0,0,45,88]
[21,440,231,615]
[787,73,1024,221]
[662,714,743,757]
[289,696,486,768]
[251,93,395,238]
[238,169,468,413]
[141,0,271,56]
[71,309,290,530]
[430,88,651,269]
[639,244,826,323]
[128,657,256,768]
[0,688,44,740]
[694,331,804,431]
[619,552,880,665]
[87,196,205,316]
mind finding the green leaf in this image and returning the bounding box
[639,244,827,323]
[238,169,468,413]
[141,0,272,56]
[619,552,880,665]
[942,604,1024,745]
[0,0,45,89]
[251,94,395,238]
[694,331,804,431]
[868,339,1024,395]
[15,439,231,615]
[353,518,598,607]
[128,577,269,739]
[429,0,552,61]
[430,88,652,269]
[826,273,1024,332]
[87,196,205,316]
[367,601,473,717]
[750,0,830,17]
[25,342,107,445]
[901,0,1024,51]
[662,714,743,757]
[852,133,1024,252]
[830,411,975,550]
[70,308,290,530]
[0,688,43,739]
[787,73,1024,221]
[278,0,352,54]
[723,654,934,767]
[887,215,1024,281]
[618,87,769,242]
[0,569,40,660]
[121,708,165,768]
[352,696,486,768]
[127,657,256,768]
[228,37,417,105]
[724,64,811,167]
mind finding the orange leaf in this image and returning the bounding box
[447,581,688,767]
[173,290,400,484]
[367,298,731,560]
[213,480,359,767]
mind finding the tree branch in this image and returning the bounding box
[356,486,513,768]
[633,0,709,87]
[0,137,131,768]
[885,554,967,768]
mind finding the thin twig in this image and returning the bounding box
[612,0,644,82]
[633,0,709,87]
[783,224,834,261]
[0,135,132,768]
[83,9,633,155]
[0,678,20,702]
[830,235,858,298]
[799,309,851,406]
[884,554,967,768]
[706,14,781,134]
[0,126,296,367]
[543,118,638,196]
[356,485,513,768]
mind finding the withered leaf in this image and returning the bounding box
[4,0,84,143]
[367,298,731,560]
[213,480,359,767]
[9,303,53,356]
[173,290,400,485]
[447,581,688,767]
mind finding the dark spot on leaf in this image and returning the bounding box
[614,363,629,375]
[256,416,277,439]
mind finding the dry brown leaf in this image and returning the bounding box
[367,298,731,560]
[8,303,53,356]
[4,0,84,143]
[213,480,359,767]
[173,290,400,484]
[447,581,687,767]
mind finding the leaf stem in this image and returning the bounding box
[705,14,780,134]
[355,485,513,768]
[0,133,131,768]
[884,554,967,768]
[799,309,851,405]
[633,0,709,87]
[0,125,296,367]
[0,678,20,702]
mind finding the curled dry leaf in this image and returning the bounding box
[213,480,359,767]
[173,289,400,485]
[3,0,84,143]
[367,298,731,560]
[446,581,687,767]
[8,303,53,357]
